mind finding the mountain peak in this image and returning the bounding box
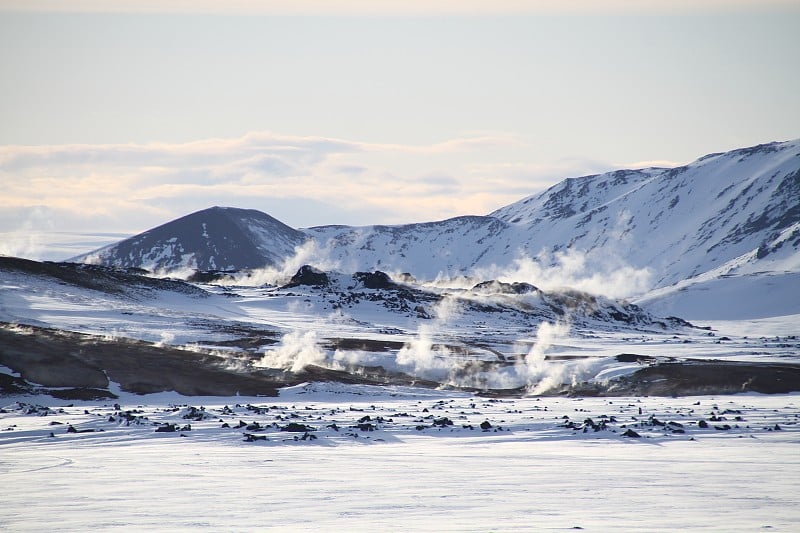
[72,206,307,272]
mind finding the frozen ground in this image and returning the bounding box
[2,385,799,532]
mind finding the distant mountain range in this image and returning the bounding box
[72,139,800,318]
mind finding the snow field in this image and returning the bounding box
[2,387,799,532]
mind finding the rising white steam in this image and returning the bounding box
[0,231,45,260]
[226,239,340,286]
[0,208,55,260]
[526,320,569,363]
[515,321,576,394]
[395,295,462,381]
[256,330,328,372]
[150,266,199,280]
[154,331,176,348]
[471,248,653,299]
[466,319,600,394]
[389,296,587,394]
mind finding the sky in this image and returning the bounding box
[0,1,799,259]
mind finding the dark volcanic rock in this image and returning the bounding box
[187,270,237,284]
[0,322,452,399]
[432,417,454,427]
[281,422,315,432]
[533,356,800,398]
[354,271,396,290]
[472,280,540,295]
[66,425,95,434]
[615,353,659,364]
[285,265,329,288]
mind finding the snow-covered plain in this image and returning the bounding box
[2,385,799,532]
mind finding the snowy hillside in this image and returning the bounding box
[490,140,800,288]
[304,216,510,278]
[72,206,307,272]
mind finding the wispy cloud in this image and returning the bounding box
[0,131,525,224]
[0,131,624,258]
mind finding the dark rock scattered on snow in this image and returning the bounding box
[281,422,315,432]
[432,417,454,427]
[66,425,96,434]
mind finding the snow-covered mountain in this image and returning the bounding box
[72,140,800,316]
[308,140,800,287]
[305,216,510,277]
[490,141,800,288]
[72,206,307,272]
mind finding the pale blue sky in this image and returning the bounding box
[1,2,798,258]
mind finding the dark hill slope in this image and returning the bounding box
[71,206,307,271]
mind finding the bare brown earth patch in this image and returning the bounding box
[0,323,281,397]
[2,322,799,399]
